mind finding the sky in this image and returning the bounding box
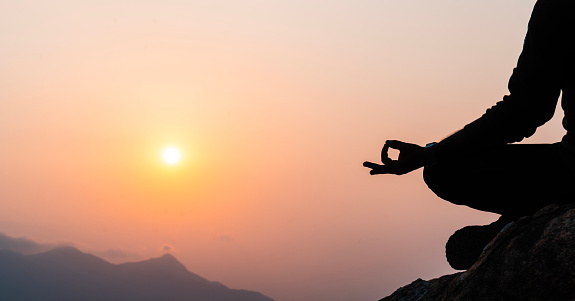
[0,0,565,300]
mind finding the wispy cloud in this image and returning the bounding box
[218,235,233,243]
[160,243,174,253]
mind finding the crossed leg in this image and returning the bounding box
[423,142,575,219]
[423,142,575,269]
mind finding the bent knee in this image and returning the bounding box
[423,164,464,204]
[423,164,446,192]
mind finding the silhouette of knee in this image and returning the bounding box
[423,165,463,204]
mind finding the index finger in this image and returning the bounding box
[363,161,394,175]
[363,161,382,169]
[385,140,409,150]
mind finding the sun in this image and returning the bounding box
[162,147,181,165]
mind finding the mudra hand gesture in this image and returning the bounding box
[363,140,433,175]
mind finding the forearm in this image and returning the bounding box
[432,96,556,161]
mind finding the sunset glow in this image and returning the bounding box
[2,1,564,301]
[162,147,181,165]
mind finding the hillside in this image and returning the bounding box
[0,246,274,301]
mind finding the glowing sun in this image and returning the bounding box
[162,147,181,165]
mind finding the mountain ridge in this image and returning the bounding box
[0,246,274,301]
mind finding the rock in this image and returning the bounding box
[380,204,575,301]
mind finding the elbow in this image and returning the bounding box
[509,104,556,141]
[524,102,557,128]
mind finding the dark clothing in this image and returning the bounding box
[426,0,575,217]
[433,0,575,161]
[424,143,575,219]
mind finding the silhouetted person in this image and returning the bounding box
[364,0,575,270]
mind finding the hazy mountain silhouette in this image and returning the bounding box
[0,246,275,301]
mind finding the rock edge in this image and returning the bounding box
[380,203,575,301]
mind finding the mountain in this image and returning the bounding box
[380,203,575,301]
[0,246,275,301]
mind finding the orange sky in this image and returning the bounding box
[0,0,564,300]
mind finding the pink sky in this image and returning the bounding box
[0,0,563,300]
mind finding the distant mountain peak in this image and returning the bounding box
[122,251,191,276]
[33,245,112,268]
[159,252,176,260]
[0,246,276,301]
[46,245,82,255]
[153,252,186,270]
[151,252,180,264]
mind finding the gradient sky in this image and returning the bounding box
[0,0,565,300]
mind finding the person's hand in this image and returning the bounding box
[363,140,429,175]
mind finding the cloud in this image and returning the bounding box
[0,232,70,254]
[160,243,174,253]
[218,235,233,243]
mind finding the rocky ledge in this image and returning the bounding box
[381,203,575,301]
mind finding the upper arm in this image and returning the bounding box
[505,0,571,129]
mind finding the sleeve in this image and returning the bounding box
[432,0,570,162]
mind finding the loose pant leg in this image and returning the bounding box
[423,143,575,218]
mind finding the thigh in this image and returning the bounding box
[424,143,575,217]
